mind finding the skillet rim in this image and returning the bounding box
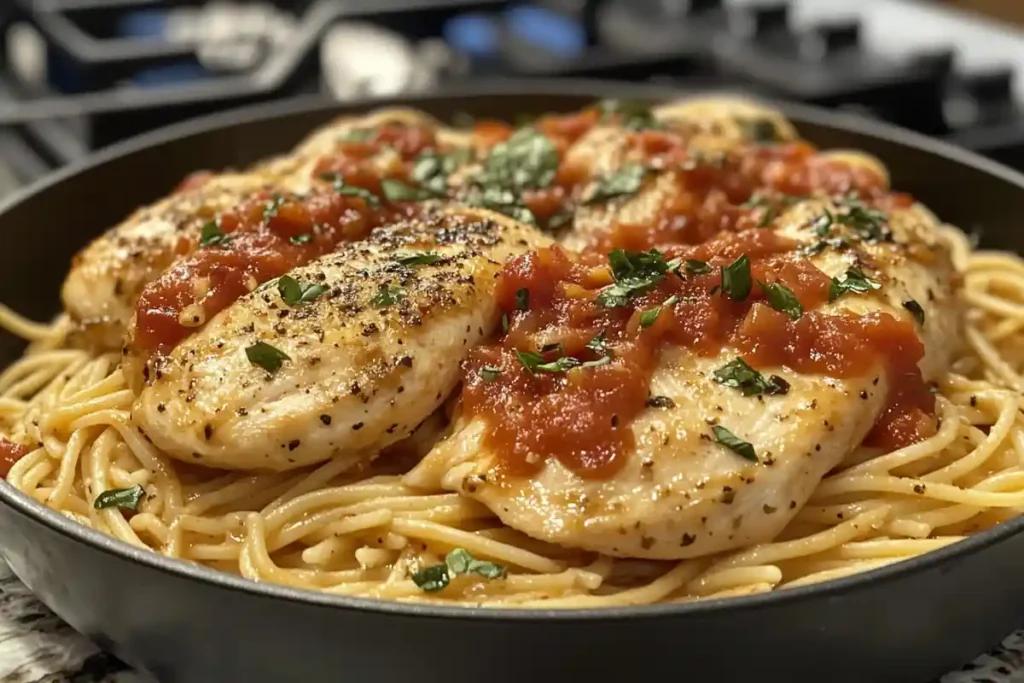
[2,77,1023,622]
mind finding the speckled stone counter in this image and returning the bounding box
[0,561,1021,683]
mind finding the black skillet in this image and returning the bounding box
[0,81,1022,683]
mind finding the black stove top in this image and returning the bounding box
[1,0,1023,195]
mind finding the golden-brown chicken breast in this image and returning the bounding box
[131,208,551,472]
[407,194,959,560]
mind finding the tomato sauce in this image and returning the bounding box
[0,439,30,479]
[463,224,932,478]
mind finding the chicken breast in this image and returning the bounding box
[251,107,472,189]
[407,196,959,560]
[62,172,290,350]
[132,208,550,472]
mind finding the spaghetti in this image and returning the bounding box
[2,101,1024,608]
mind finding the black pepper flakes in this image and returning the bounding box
[320,414,332,426]
[203,424,213,440]
[352,422,364,431]
[288,439,301,451]
[156,403,166,413]
[680,533,696,547]
[913,483,926,494]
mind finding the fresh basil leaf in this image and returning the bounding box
[738,118,783,143]
[317,173,381,208]
[381,178,439,203]
[760,281,803,320]
[444,548,507,581]
[720,255,752,301]
[199,221,230,248]
[262,194,285,220]
[482,128,559,191]
[582,163,646,205]
[712,357,772,397]
[639,295,677,328]
[411,149,470,196]
[93,484,145,511]
[479,365,501,382]
[903,299,925,325]
[712,425,758,462]
[586,330,610,356]
[812,210,835,237]
[835,197,889,242]
[289,233,313,245]
[411,564,450,592]
[685,259,712,275]
[244,341,290,374]
[828,267,881,302]
[465,185,537,225]
[596,249,671,308]
[276,275,327,306]
[516,288,530,311]
[394,251,442,267]
[536,356,581,373]
[371,284,405,308]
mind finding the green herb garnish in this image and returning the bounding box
[481,128,559,191]
[720,255,752,301]
[639,295,678,328]
[479,366,502,382]
[738,117,783,143]
[371,284,405,308]
[289,233,313,245]
[595,99,661,131]
[516,288,530,311]
[760,281,803,320]
[412,548,507,592]
[245,341,290,374]
[685,259,712,275]
[582,163,647,205]
[712,358,789,397]
[411,148,470,196]
[199,221,230,247]
[596,249,671,308]
[394,251,442,267]
[381,178,440,203]
[828,267,881,302]
[93,484,145,511]
[317,173,381,208]
[276,275,328,306]
[712,425,758,462]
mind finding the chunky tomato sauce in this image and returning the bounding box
[461,113,933,478]
[133,123,439,357]
[0,439,29,479]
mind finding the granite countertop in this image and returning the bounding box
[0,561,1022,683]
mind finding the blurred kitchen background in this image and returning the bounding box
[1,0,1024,199]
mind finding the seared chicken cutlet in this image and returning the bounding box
[132,208,550,472]
[408,192,959,559]
[61,173,289,350]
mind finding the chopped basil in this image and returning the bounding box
[317,173,381,208]
[586,330,608,353]
[580,355,612,369]
[411,564,450,592]
[712,425,758,462]
[812,210,835,237]
[540,342,562,353]
[546,207,574,231]
[394,251,442,267]
[760,281,803,320]
[276,275,327,306]
[479,366,501,382]
[481,128,559,191]
[829,267,881,302]
[516,288,530,311]
[93,484,145,511]
[412,548,507,592]
[831,196,889,242]
[515,349,582,374]
[595,99,661,131]
[712,357,788,397]
[371,284,405,308]
[596,249,671,308]
[639,295,678,328]
[262,195,285,219]
[903,299,925,325]
[685,259,712,275]
[245,341,290,373]
[720,255,752,301]
[464,185,537,225]
[289,233,313,245]
[411,148,470,196]
[738,117,783,143]
[381,178,440,203]
[582,163,647,205]
[501,313,510,334]
[199,221,229,248]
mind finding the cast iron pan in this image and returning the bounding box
[0,81,1022,683]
